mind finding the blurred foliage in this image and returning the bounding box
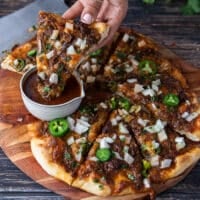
[142,0,200,15]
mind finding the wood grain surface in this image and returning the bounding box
[0,0,200,200]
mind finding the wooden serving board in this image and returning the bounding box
[0,39,200,200]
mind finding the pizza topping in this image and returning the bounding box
[67,136,75,146]
[99,102,108,109]
[142,159,151,177]
[96,148,112,162]
[124,152,134,165]
[48,118,70,137]
[142,87,155,97]
[118,97,132,111]
[90,49,103,57]
[13,58,26,72]
[27,49,37,57]
[150,155,160,167]
[54,41,62,49]
[181,111,189,119]
[89,156,98,162]
[157,129,168,142]
[74,119,90,135]
[144,119,166,134]
[137,118,149,127]
[163,93,180,107]
[46,50,55,59]
[65,22,74,33]
[127,173,135,181]
[127,78,137,83]
[122,33,130,42]
[143,178,151,188]
[75,137,87,144]
[67,45,77,55]
[134,84,144,93]
[185,112,199,122]
[49,73,58,84]
[175,136,186,151]
[138,60,157,76]
[86,76,96,83]
[160,159,172,169]
[119,122,129,134]
[67,116,75,130]
[113,151,123,160]
[38,71,46,80]
[50,30,59,40]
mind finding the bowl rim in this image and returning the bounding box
[20,67,85,108]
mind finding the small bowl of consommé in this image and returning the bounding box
[20,67,85,121]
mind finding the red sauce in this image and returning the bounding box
[23,72,81,105]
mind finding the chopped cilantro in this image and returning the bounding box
[127,173,135,181]
[64,152,71,160]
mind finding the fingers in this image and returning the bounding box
[62,1,83,19]
[96,0,109,21]
[80,0,103,24]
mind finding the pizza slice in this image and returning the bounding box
[127,104,200,184]
[31,100,110,185]
[117,68,200,142]
[36,11,109,100]
[1,38,37,73]
[72,109,153,197]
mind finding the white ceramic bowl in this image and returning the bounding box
[20,67,85,121]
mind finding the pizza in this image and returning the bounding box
[36,11,109,100]
[1,11,200,199]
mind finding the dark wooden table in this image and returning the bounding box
[0,0,200,199]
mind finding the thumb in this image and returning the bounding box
[80,0,103,24]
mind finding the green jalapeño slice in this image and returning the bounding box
[48,118,70,137]
[138,60,157,76]
[96,148,112,162]
[163,93,180,107]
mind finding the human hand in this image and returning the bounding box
[63,0,128,47]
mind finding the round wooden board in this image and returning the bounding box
[0,32,200,199]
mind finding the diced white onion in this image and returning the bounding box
[185,112,199,122]
[77,119,90,128]
[119,122,129,134]
[112,134,117,140]
[160,159,172,169]
[67,117,75,130]
[67,45,76,55]
[76,137,87,144]
[111,118,117,126]
[46,50,55,59]
[89,156,98,162]
[143,178,151,188]
[125,66,134,73]
[119,135,126,141]
[137,118,149,127]
[74,121,89,135]
[99,102,108,109]
[65,22,74,32]
[185,100,191,105]
[142,88,155,97]
[91,64,98,73]
[134,84,144,93]
[91,58,97,64]
[138,40,146,48]
[13,59,19,66]
[129,56,139,67]
[150,155,159,167]
[80,38,87,50]
[75,151,82,162]
[116,115,122,121]
[80,116,89,122]
[49,73,58,84]
[67,136,75,145]
[54,40,62,49]
[75,38,83,47]
[86,76,96,83]
[50,30,59,40]
[152,140,160,149]
[37,72,46,80]
[127,78,137,83]
[124,152,134,165]
[151,84,159,92]
[144,119,166,134]
[113,151,123,160]
[81,61,91,71]
[104,137,114,144]
[122,33,130,42]
[157,129,168,142]
[175,137,186,151]
[100,139,110,149]
[123,145,129,153]
[181,112,189,119]
[152,79,161,86]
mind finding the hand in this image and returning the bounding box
[63,0,128,47]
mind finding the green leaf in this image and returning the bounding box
[181,0,200,15]
[143,0,156,5]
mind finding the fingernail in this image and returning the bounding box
[82,13,93,24]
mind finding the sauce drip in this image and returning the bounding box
[23,72,81,105]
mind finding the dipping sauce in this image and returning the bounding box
[23,71,81,105]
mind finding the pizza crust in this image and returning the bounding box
[161,147,200,180]
[31,137,74,185]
